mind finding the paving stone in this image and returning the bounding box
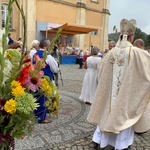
[71,146,77,150]
[58,146,66,149]
[52,148,59,150]
[77,146,84,150]
[66,144,72,148]
[84,145,90,150]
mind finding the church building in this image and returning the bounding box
[0,0,110,51]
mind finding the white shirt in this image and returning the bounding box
[46,54,60,73]
[29,48,37,62]
[32,49,60,73]
[79,51,84,58]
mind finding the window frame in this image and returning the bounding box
[1,3,13,29]
[91,30,98,36]
[90,0,99,4]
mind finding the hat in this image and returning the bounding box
[120,19,136,35]
[31,40,39,47]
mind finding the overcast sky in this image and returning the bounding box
[108,0,150,34]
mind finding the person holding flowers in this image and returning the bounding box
[33,38,60,123]
[0,38,39,149]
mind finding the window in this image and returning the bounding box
[91,0,99,3]
[1,3,12,29]
[91,30,98,35]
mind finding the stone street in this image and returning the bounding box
[15,64,150,150]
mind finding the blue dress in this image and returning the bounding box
[33,50,53,123]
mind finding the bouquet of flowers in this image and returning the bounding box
[0,50,39,149]
[0,0,60,149]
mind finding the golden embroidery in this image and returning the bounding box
[121,19,127,27]
[121,29,125,33]
[110,56,115,64]
[109,64,114,113]
[118,56,125,66]
[116,69,122,95]
[127,28,133,34]
[110,53,125,66]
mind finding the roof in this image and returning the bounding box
[41,23,99,35]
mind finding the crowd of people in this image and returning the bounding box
[6,17,150,149]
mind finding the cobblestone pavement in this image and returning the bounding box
[15,65,150,150]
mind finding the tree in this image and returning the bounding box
[108,27,148,46]
[145,34,150,47]
[134,28,147,44]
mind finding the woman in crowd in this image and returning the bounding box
[79,47,101,105]
[33,38,60,123]
[29,39,40,62]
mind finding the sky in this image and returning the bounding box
[108,0,150,34]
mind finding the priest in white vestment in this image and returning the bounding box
[87,18,150,150]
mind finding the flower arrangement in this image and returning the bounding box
[0,48,39,150]
[0,0,61,149]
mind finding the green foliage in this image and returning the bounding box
[108,27,150,48]
[0,0,15,93]
[145,34,150,47]
[15,93,39,115]
[0,0,38,141]
[108,32,120,42]
[0,0,61,144]
[134,28,147,42]
[0,49,22,99]
[48,28,62,52]
[3,112,37,138]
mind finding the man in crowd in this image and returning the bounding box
[87,18,150,150]
[108,40,116,50]
[51,44,60,87]
[103,41,116,56]
[78,49,84,69]
[8,33,14,45]
[133,38,145,49]
[34,38,60,123]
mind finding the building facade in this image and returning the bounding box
[0,0,110,51]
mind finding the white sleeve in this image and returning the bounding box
[81,52,84,57]
[46,55,60,73]
[29,50,37,60]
